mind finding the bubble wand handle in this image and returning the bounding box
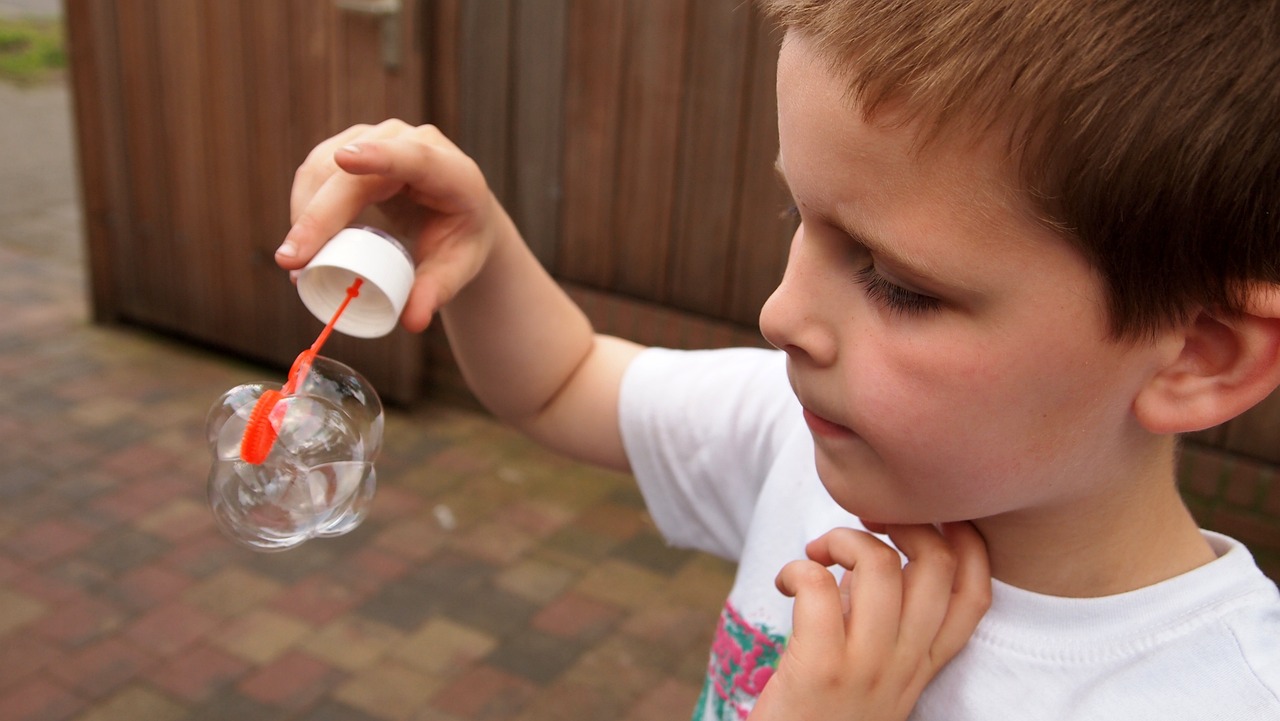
[240,277,364,464]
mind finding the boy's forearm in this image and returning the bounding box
[438,201,639,468]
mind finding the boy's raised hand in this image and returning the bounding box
[278,120,507,333]
[749,522,991,721]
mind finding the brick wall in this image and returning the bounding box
[1180,444,1280,583]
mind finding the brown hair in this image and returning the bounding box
[759,0,1280,339]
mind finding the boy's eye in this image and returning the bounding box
[780,203,801,222]
[854,264,941,315]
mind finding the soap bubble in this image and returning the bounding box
[204,356,382,552]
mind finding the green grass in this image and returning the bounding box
[0,17,66,86]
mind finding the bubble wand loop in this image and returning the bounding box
[240,277,364,465]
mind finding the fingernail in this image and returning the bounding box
[275,241,297,258]
[340,143,363,154]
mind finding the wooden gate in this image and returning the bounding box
[66,0,429,403]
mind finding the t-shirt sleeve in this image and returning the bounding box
[618,346,798,561]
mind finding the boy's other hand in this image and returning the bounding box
[749,522,991,721]
[279,120,502,332]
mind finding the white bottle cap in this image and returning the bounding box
[297,226,415,338]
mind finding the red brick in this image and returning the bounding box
[330,547,410,595]
[365,485,426,523]
[48,638,153,699]
[268,575,365,626]
[123,601,220,656]
[29,594,127,648]
[2,520,95,566]
[1178,447,1229,501]
[533,592,624,642]
[110,565,194,611]
[145,643,249,702]
[430,665,538,719]
[0,554,23,582]
[1260,468,1280,518]
[0,633,63,692]
[237,650,339,710]
[1223,461,1264,508]
[99,442,177,479]
[574,502,646,542]
[624,677,703,721]
[158,531,241,578]
[1210,508,1280,555]
[0,676,85,721]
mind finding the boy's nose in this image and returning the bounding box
[758,229,838,367]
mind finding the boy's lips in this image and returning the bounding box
[802,407,857,438]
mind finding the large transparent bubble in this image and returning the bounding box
[204,356,382,552]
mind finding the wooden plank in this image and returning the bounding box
[334,9,390,126]
[726,10,791,326]
[113,0,174,328]
[282,0,337,356]
[611,0,689,300]
[152,0,216,336]
[64,0,129,323]
[426,0,460,135]
[666,0,751,316]
[200,1,252,345]
[241,0,301,367]
[456,0,512,202]
[558,0,625,287]
[511,0,568,266]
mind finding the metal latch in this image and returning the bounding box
[334,0,403,71]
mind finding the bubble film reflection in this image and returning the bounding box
[204,356,382,552]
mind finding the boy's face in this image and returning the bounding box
[761,33,1164,524]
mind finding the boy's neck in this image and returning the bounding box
[974,444,1217,598]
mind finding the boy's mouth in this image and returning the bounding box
[802,407,856,439]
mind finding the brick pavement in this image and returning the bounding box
[0,77,734,721]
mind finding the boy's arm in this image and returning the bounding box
[278,120,640,471]
[749,522,991,721]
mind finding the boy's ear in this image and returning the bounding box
[1134,285,1280,435]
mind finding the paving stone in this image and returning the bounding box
[208,609,313,665]
[121,600,220,656]
[73,685,186,721]
[236,650,340,711]
[531,591,624,643]
[484,628,586,685]
[333,660,444,720]
[428,664,538,720]
[390,617,497,677]
[0,587,48,636]
[302,616,404,672]
[182,566,283,617]
[0,676,86,721]
[144,643,250,703]
[48,637,154,699]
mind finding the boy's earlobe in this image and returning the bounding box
[1134,286,1280,435]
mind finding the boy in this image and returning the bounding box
[276,1,1280,718]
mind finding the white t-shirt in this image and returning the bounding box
[618,346,1280,721]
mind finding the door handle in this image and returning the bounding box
[334,0,403,71]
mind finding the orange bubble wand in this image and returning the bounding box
[240,277,364,464]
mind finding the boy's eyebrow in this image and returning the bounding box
[773,156,939,282]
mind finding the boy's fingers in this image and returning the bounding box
[290,124,371,220]
[889,523,959,653]
[280,170,401,268]
[927,522,992,667]
[807,528,903,656]
[775,559,845,653]
[335,132,487,215]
